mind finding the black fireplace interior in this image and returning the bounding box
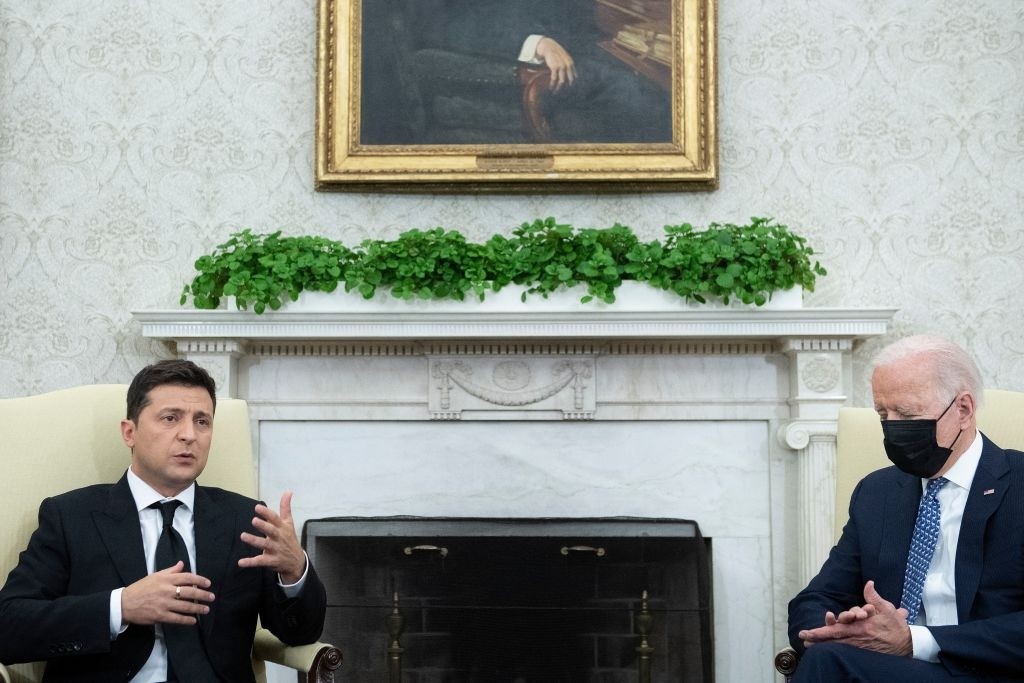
[304,517,713,682]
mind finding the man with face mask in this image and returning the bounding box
[787,335,1024,681]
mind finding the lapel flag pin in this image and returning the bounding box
[984,488,995,495]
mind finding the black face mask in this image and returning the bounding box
[881,396,963,478]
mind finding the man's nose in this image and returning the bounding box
[177,420,197,441]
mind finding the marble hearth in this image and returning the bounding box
[135,302,893,682]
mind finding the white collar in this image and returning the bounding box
[927,430,983,493]
[126,466,196,513]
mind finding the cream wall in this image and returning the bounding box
[1,0,1022,400]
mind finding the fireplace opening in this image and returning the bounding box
[304,517,713,682]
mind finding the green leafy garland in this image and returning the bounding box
[180,217,827,314]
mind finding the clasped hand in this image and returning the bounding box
[121,562,213,626]
[798,580,913,656]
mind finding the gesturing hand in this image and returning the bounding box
[121,561,214,626]
[799,581,913,656]
[238,490,306,584]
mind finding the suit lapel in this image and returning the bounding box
[93,474,149,587]
[878,471,921,603]
[955,436,1009,620]
[194,485,236,638]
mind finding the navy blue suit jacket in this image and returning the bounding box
[0,475,326,682]
[789,434,1024,677]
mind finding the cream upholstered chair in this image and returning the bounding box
[0,385,342,683]
[775,388,1024,679]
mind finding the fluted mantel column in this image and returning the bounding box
[778,338,853,585]
[780,420,839,584]
[175,339,247,398]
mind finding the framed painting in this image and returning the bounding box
[315,0,717,192]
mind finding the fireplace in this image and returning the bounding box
[135,302,893,681]
[305,517,713,682]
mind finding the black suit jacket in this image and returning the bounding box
[418,0,599,60]
[0,474,327,682]
[789,435,1024,678]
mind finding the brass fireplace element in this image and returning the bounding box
[636,590,655,683]
[384,588,659,682]
[403,544,449,558]
[386,592,404,683]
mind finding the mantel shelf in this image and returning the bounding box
[133,307,896,341]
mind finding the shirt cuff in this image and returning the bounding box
[909,625,940,662]
[109,588,129,639]
[277,552,310,598]
[518,34,544,63]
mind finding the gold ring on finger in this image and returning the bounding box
[175,585,182,600]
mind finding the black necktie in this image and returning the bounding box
[153,500,189,572]
[150,500,219,682]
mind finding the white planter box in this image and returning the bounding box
[260,281,802,313]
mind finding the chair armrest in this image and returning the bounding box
[774,646,799,678]
[0,661,44,683]
[252,628,342,682]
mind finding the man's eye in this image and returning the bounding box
[197,418,211,427]
[162,415,177,422]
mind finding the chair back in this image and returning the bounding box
[835,388,1024,538]
[0,384,256,682]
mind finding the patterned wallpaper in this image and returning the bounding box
[1,0,1023,401]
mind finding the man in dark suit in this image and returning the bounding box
[788,335,1024,681]
[0,360,326,682]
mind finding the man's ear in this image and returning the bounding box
[121,418,136,449]
[957,391,977,427]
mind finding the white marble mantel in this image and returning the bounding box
[135,304,894,682]
[135,306,892,342]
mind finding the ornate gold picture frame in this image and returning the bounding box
[315,0,717,192]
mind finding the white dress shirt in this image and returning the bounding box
[909,430,983,662]
[108,468,307,682]
[518,35,545,63]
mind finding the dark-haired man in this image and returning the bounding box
[0,360,326,682]
[789,336,1024,681]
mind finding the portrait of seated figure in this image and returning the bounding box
[359,0,674,146]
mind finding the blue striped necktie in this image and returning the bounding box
[900,477,949,625]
